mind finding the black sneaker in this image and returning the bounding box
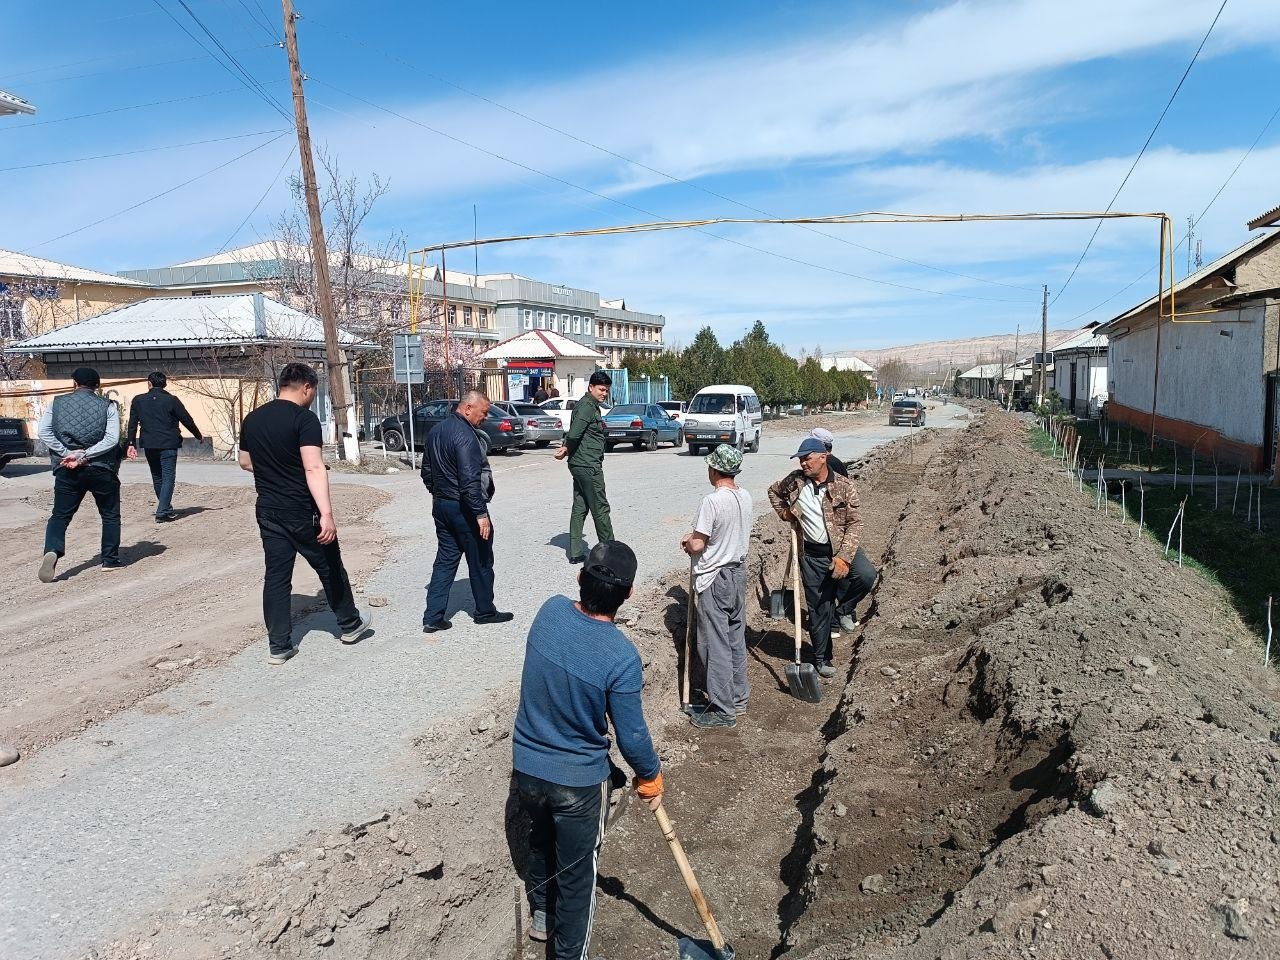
[422,620,452,634]
[568,555,585,565]
[156,512,177,523]
[689,707,736,729]
[474,611,514,625]
[101,559,126,571]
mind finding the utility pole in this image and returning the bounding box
[1038,284,1048,404]
[281,0,357,462]
[1009,324,1020,411]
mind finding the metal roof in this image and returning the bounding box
[0,89,35,117]
[1247,203,1280,231]
[1048,325,1108,353]
[8,294,371,353]
[477,329,605,362]
[0,249,154,288]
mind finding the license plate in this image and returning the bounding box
[0,428,17,436]
[608,430,627,436]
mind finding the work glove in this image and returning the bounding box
[831,557,850,580]
[635,771,664,798]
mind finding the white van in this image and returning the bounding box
[683,384,763,455]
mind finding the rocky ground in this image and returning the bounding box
[89,405,1279,960]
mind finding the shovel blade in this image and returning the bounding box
[785,662,823,702]
[678,936,736,960]
[767,588,793,619]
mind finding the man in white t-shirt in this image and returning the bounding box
[680,443,754,729]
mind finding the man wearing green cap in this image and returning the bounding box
[680,443,754,728]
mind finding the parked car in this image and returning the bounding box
[538,396,610,430]
[657,400,687,426]
[683,384,762,455]
[889,399,927,427]
[492,401,564,448]
[0,416,35,472]
[602,403,683,451]
[379,400,525,454]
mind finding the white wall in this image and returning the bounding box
[1109,305,1265,446]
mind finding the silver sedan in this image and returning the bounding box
[494,401,566,448]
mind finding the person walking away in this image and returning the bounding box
[768,437,862,679]
[547,384,560,399]
[809,427,878,635]
[512,540,664,958]
[533,384,549,404]
[126,371,203,522]
[238,363,372,665]
[37,367,125,581]
[555,371,613,564]
[420,390,513,632]
[680,444,753,729]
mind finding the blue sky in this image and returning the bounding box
[3,0,1279,353]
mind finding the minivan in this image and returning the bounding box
[683,384,763,455]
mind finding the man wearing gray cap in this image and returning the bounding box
[809,427,878,634]
[681,443,754,729]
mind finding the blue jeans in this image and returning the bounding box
[514,772,608,960]
[423,497,496,625]
[144,448,178,516]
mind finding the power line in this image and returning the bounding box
[23,132,291,251]
[234,0,280,41]
[3,44,279,90]
[1052,0,1230,305]
[0,84,287,131]
[0,129,287,173]
[308,17,1036,297]
[314,79,1030,305]
[214,142,297,255]
[175,0,291,121]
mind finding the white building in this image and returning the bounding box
[1047,324,1108,417]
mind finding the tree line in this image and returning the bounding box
[614,321,873,408]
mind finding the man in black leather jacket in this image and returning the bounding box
[126,371,203,522]
[420,391,513,633]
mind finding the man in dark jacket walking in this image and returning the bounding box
[555,371,613,564]
[126,371,203,522]
[420,390,513,633]
[37,367,124,581]
[239,363,373,665]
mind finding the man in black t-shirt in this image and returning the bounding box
[239,363,372,665]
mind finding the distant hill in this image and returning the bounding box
[828,328,1081,372]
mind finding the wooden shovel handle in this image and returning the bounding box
[652,801,726,952]
[791,527,803,665]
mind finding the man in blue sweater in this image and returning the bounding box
[512,540,663,959]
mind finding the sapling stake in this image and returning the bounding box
[1233,468,1241,515]
[1265,596,1273,667]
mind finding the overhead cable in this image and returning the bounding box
[0,84,287,131]
[0,129,288,172]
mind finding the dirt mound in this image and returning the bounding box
[785,410,1280,959]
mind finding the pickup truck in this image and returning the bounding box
[0,416,35,471]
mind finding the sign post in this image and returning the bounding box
[395,333,424,466]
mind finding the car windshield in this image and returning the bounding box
[485,408,509,421]
[892,400,917,409]
[609,404,645,416]
[513,404,544,416]
[689,394,735,414]
[659,402,681,411]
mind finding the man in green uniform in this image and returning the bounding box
[555,371,614,564]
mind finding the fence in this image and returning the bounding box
[602,369,671,407]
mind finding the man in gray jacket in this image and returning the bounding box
[38,367,124,581]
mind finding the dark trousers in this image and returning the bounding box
[799,541,839,666]
[515,771,608,960]
[144,448,178,516]
[424,497,496,625]
[568,464,613,560]
[256,508,361,655]
[43,466,121,563]
[835,547,879,617]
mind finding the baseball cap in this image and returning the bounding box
[586,540,637,587]
[791,437,827,459]
[705,443,743,476]
[809,427,835,448]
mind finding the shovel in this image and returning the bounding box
[784,528,823,703]
[652,800,735,960]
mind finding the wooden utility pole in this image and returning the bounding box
[281,0,357,461]
[1038,284,1049,404]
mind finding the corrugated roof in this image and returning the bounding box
[0,249,154,288]
[1247,203,1280,231]
[9,294,370,352]
[0,89,35,116]
[477,329,605,361]
[1048,325,1108,353]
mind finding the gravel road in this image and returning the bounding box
[0,404,966,959]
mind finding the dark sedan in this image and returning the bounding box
[379,400,525,454]
[602,403,683,451]
[0,417,35,471]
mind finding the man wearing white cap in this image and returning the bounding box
[808,427,879,636]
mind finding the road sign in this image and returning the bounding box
[394,333,424,384]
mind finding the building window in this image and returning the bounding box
[536,311,545,330]
[191,289,212,297]
[584,317,592,335]
[448,305,457,326]
[390,300,403,322]
[0,300,25,340]
[463,305,473,327]
[572,315,581,334]
[524,310,533,330]
[479,308,488,328]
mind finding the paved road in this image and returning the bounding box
[0,404,967,959]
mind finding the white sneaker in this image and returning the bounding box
[340,610,373,644]
[38,551,59,583]
[839,613,857,632]
[268,647,298,665]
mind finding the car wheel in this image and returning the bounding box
[645,431,658,451]
[606,442,616,451]
[748,430,760,453]
[736,433,746,453]
[687,443,700,456]
[383,429,405,452]
[674,429,684,448]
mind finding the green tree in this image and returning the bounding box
[680,326,727,398]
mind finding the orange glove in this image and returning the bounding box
[831,557,850,579]
[635,772,664,798]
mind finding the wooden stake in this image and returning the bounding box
[514,883,523,959]
[1265,596,1274,667]
[1233,468,1241,516]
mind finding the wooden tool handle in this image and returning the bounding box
[682,559,695,706]
[791,527,802,665]
[653,801,726,952]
